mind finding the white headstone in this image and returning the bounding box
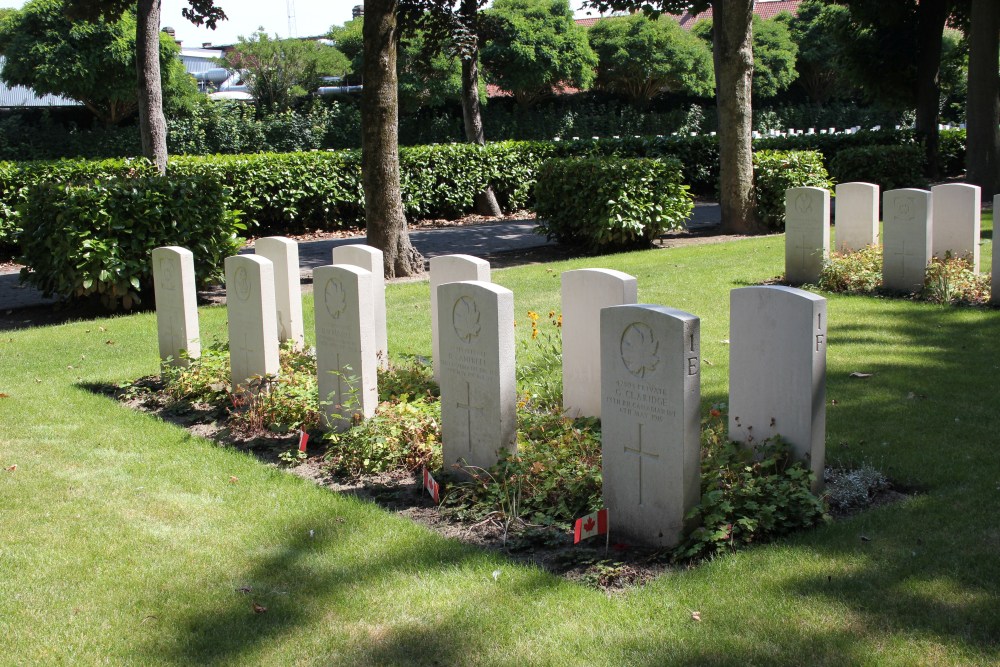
[255,236,305,349]
[437,281,516,472]
[931,183,981,272]
[562,268,638,418]
[331,244,387,368]
[993,195,1000,305]
[729,286,826,490]
[601,304,701,547]
[834,182,880,253]
[152,246,200,367]
[314,264,378,431]
[430,254,491,382]
[883,189,933,292]
[225,255,280,390]
[785,187,831,284]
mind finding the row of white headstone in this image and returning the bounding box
[153,244,827,548]
[785,182,994,296]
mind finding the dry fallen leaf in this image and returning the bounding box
[0,393,9,399]
[5,465,16,472]
[849,372,874,379]
[691,610,702,622]
[105,340,115,345]
[229,476,239,484]
[252,602,267,614]
[236,585,253,594]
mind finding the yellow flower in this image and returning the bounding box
[548,310,556,319]
[556,315,563,327]
[527,310,539,322]
[532,328,539,339]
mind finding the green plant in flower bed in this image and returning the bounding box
[160,341,320,433]
[515,309,563,410]
[322,395,442,477]
[160,340,232,403]
[227,347,320,434]
[818,247,992,305]
[816,245,883,293]
[674,408,828,561]
[923,255,991,306]
[441,408,604,527]
[377,355,439,402]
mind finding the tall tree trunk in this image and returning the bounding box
[458,0,503,218]
[913,0,949,179]
[136,0,167,175]
[713,0,759,234]
[966,0,1000,195]
[362,0,424,278]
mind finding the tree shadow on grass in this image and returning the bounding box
[139,514,562,666]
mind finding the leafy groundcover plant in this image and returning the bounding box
[123,310,894,584]
[817,247,992,305]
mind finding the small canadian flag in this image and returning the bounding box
[298,430,309,453]
[423,468,440,504]
[573,508,609,544]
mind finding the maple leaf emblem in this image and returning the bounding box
[453,296,481,343]
[584,517,596,532]
[323,279,347,319]
[621,323,659,377]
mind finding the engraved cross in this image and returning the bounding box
[624,422,658,506]
[456,381,485,453]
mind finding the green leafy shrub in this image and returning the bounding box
[160,339,232,403]
[377,356,439,402]
[938,128,967,178]
[534,156,693,250]
[323,395,442,477]
[817,245,883,294]
[753,150,832,231]
[228,345,320,434]
[828,144,927,191]
[824,465,889,514]
[675,409,828,560]
[18,173,243,309]
[819,248,991,305]
[0,156,157,249]
[923,255,991,306]
[442,408,603,526]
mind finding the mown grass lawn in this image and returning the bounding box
[2,228,999,665]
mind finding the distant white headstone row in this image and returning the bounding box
[154,245,830,550]
[785,182,984,290]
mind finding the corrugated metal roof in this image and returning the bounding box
[0,57,80,108]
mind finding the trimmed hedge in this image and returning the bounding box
[0,128,967,253]
[0,157,158,250]
[534,157,693,250]
[754,150,833,231]
[828,144,928,192]
[19,174,243,310]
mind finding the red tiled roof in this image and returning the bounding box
[677,0,802,29]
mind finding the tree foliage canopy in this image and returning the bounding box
[480,0,597,106]
[587,13,714,105]
[692,14,798,99]
[223,31,350,114]
[0,0,197,124]
[784,0,852,104]
[331,16,470,114]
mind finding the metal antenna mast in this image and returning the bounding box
[287,0,297,38]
